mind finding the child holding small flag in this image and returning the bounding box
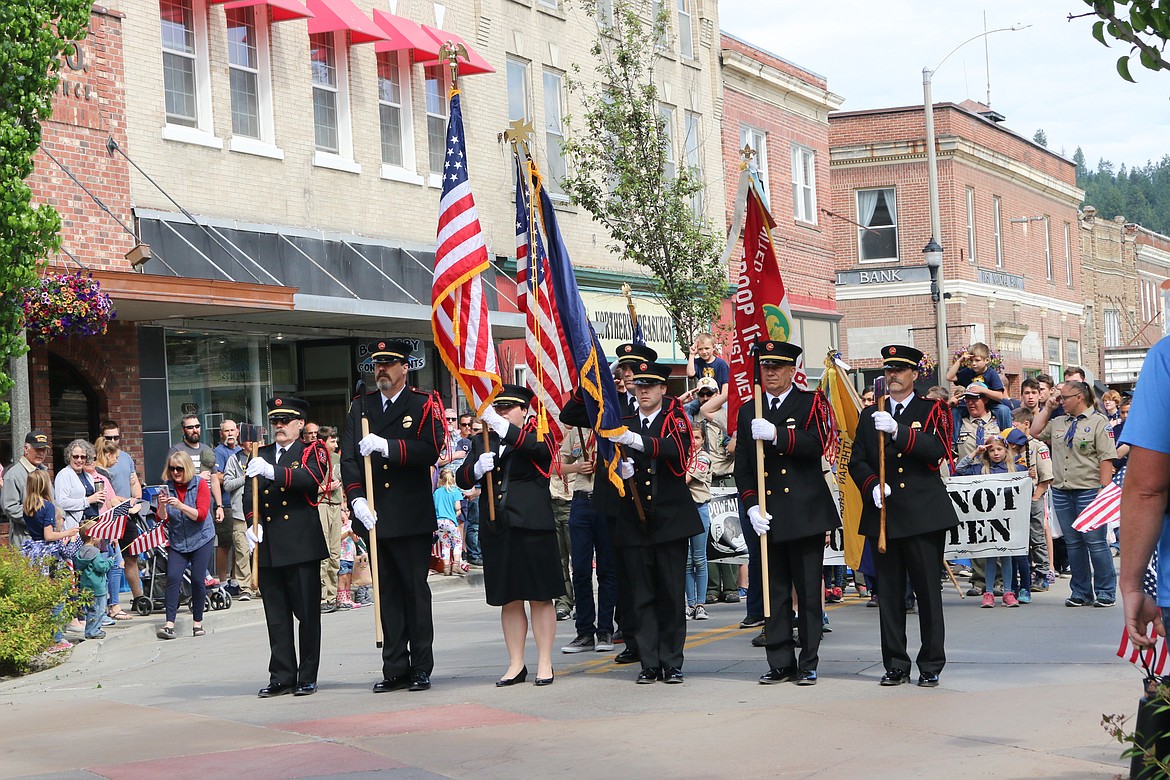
[74,520,114,639]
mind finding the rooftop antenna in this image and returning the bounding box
[984,11,992,105]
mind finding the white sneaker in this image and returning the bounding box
[685,606,696,620]
[693,605,710,620]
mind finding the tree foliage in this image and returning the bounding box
[0,0,90,424]
[560,0,726,355]
[1032,129,1049,147]
[1076,145,1170,234]
[1076,0,1170,81]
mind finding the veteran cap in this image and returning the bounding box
[492,384,535,408]
[881,344,924,370]
[964,381,989,397]
[267,396,309,420]
[630,361,672,386]
[755,340,803,365]
[25,431,49,448]
[696,377,719,394]
[615,343,658,366]
[366,339,414,364]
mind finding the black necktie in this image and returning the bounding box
[893,403,903,418]
[275,447,284,462]
[770,397,780,412]
[641,418,650,433]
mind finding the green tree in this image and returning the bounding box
[1075,0,1170,81]
[560,0,726,355]
[1033,128,1049,147]
[0,0,90,424]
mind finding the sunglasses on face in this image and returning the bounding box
[104,434,121,441]
[183,425,200,430]
[446,418,457,423]
[70,454,88,461]
[270,416,295,426]
[169,465,184,472]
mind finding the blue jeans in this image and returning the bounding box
[165,540,214,623]
[85,592,108,637]
[105,546,123,603]
[686,503,711,608]
[463,499,481,561]
[1052,487,1117,602]
[569,493,616,635]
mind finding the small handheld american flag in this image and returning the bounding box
[1073,463,1125,532]
[86,499,134,541]
[1117,551,1166,677]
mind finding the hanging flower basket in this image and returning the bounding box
[917,352,937,379]
[21,272,116,344]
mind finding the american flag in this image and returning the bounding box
[126,520,167,556]
[431,89,502,413]
[86,499,134,541]
[1073,463,1125,532]
[1117,551,1167,675]
[515,157,576,431]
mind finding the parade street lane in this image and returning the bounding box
[0,573,1136,778]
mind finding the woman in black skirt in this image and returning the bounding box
[456,385,561,686]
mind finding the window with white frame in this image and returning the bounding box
[965,187,976,262]
[651,0,668,48]
[1067,340,1080,367]
[376,51,413,168]
[740,125,767,198]
[992,196,1003,267]
[596,0,614,28]
[160,0,211,131]
[677,0,694,59]
[1142,277,1160,325]
[225,6,274,143]
[857,188,898,262]
[506,57,531,122]
[791,145,816,224]
[538,0,559,8]
[425,66,448,176]
[1047,335,1062,377]
[684,111,702,218]
[1104,309,1122,347]
[310,32,353,160]
[1064,222,1073,286]
[543,70,567,195]
[1043,216,1052,281]
[660,104,676,180]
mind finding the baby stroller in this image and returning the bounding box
[131,487,232,616]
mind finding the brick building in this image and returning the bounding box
[1079,207,1170,389]
[720,33,842,382]
[828,100,1085,393]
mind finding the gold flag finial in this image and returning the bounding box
[740,144,756,162]
[503,118,535,146]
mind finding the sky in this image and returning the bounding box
[718,0,1170,171]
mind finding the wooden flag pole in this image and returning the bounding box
[249,441,261,594]
[876,389,888,554]
[482,425,496,526]
[357,380,384,649]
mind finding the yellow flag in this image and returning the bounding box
[822,354,865,570]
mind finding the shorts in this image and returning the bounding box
[339,559,354,575]
[118,513,141,549]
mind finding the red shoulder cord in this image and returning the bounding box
[421,390,447,447]
[300,440,332,508]
[925,399,956,472]
[804,389,838,461]
[660,396,694,477]
[519,415,555,479]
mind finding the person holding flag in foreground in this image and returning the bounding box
[734,340,838,686]
[850,345,956,688]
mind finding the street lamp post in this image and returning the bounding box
[921,24,1027,369]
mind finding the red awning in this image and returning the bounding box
[419,25,495,75]
[372,10,442,60]
[305,0,387,44]
[216,0,313,22]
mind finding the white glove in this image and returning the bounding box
[352,497,377,530]
[747,505,771,536]
[607,430,645,451]
[358,433,390,458]
[873,411,898,435]
[618,458,635,480]
[245,524,263,552]
[245,458,274,481]
[473,451,496,480]
[481,406,510,437]
[750,418,777,443]
[872,484,892,508]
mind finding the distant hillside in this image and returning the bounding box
[1074,146,1170,236]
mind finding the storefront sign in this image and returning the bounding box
[578,289,679,360]
[977,269,1026,291]
[835,265,932,286]
[58,40,98,101]
[356,338,426,373]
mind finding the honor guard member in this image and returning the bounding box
[341,339,445,693]
[849,345,958,688]
[606,361,702,684]
[456,385,563,686]
[614,344,658,418]
[243,397,330,698]
[734,340,839,686]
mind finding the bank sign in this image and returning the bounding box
[835,266,932,286]
[356,338,426,374]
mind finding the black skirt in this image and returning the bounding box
[481,524,565,607]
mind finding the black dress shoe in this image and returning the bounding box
[258,683,295,698]
[533,674,554,686]
[917,673,940,688]
[294,682,317,696]
[759,666,797,685]
[636,667,661,684]
[614,648,640,664]
[795,669,817,686]
[373,675,411,693]
[662,667,684,684]
[409,671,431,691]
[879,669,911,686]
[496,666,528,687]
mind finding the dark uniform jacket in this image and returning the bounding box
[341,387,443,539]
[850,394,959,539]
[612,399,702,547]
[455,418,554,531]
[243,439,329,568]
[560,388,623,517]
[734,389,839,543]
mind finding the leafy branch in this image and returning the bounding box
[1073,0,1170,82]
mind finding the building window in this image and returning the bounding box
[992,196,1003,268]
[1064,221,1073,287]
[506,57,530,123]
[226,6,275,143]
[309,32,352,157]
[740,126,767,199]
[677,0,694,59]
[1142,277,1160,326]
[857,188,898,262]
[596,0,613,28]
[1047,335,1062,377]
[965,187,976,263]
[376,52,408,168]
[1043,216,1052,281]
[684,111,703,218]
[1104,309,1122,347]
[1067,340,1080,367]
[425,65,448,176]
[791,145,816,224]
[660,104,676,180]
[543,70,567,196]
[160,0,209,129]
[651,0,668,48]
[538,0,558,7]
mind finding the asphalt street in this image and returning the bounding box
[0,568,1141,779]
